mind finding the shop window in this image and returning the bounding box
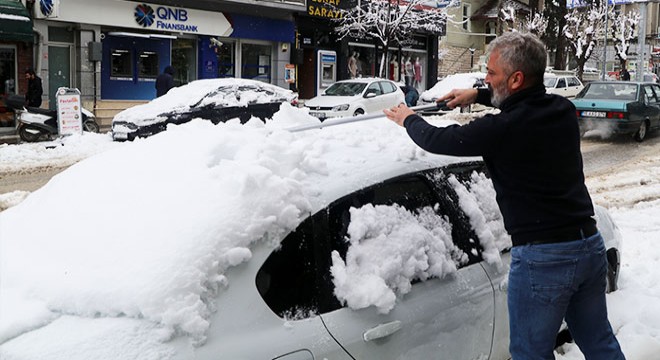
[217,41,235,78]
[242,43,272,82]
[0,46,17,128]
[348,46,376,78]
[110,49,133,80]
[138,51,159,80]
[172,38,196,86]
[48,26,74,43]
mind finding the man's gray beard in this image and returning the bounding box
[489,84,510,108]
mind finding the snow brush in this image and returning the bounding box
[287,101,449,133]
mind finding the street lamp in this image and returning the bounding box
[469,48,475,69]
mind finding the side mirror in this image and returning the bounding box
[364,91,377,98]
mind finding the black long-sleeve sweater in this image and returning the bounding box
[403,85,595,245]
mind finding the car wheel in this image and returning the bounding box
[19,125,42,142]
[634,120,648,142]
[83,120,100,133]
[353,109,364,116]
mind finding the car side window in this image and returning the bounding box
[557,78,566,88]
[653,85,660,103]
[256,172,469,319]
[568,77,580,87]
[380,81,396,94]
[366,82,382,96]
[644,85,659,103]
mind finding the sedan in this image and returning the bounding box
[304,78,404,120]
[111,78,297,141]
[0,118,622,359]
[572,81,660,141]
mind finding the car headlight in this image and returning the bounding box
[332,104,350,111]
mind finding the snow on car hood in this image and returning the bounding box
[112,78,295,125]
[0,104,469,351]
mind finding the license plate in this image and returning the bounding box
[581,111,606,118]
[113,132,128,140]
[310,112,326,119]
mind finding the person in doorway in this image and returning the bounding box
[24,68,42,107]
[620,67,630,81]
[155,65,175,97]
[348,52,358,79]
[384,31,625,360]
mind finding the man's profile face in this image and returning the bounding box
[24,72,32,80]
[485,50,511,107]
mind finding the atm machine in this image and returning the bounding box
[317,50,336,95]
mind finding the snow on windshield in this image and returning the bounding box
[421,72,487,100]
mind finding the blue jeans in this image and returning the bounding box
[508,232,625,360]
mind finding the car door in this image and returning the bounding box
[566,77,583,98]
[318,172,496,359]
[363,81,384,113]
[650,85,660,130]
[641,85,660,125]
[379,80,404,109]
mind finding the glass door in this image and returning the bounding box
[172,38,196,86]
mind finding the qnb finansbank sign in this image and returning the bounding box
[134,4,199,32]
[37,0,232,37]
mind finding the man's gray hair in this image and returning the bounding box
[488,32,547,85]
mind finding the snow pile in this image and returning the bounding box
[420,72,487,102]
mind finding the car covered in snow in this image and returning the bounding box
[0,115,622,359]
[304,78,405,120]
[572,81,660,141]
[111,78,298,141]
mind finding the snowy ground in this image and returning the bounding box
[1,110,660,358]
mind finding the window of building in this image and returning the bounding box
[172,38,196,86]
[462,4,471,31]
[215,41,235,78]
[137,51,159,80]
[48,26,74,43]
[241,43,271,82]
[110,49,132,80]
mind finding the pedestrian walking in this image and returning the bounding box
[24,68,42,107]
[620,68,630,81]
[155,65,175,97]
[384,31,625,360]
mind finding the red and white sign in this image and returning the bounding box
[56,88,83,136]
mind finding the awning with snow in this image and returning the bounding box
[0,0,33,42]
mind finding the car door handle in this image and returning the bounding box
[363,320,402,342]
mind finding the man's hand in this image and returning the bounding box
[437,88,479,109]
[384,103,415,127]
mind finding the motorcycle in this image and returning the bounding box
[5,94,100,142]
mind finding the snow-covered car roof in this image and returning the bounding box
[112,78,297,126]
[1,108,474,358]
[421,72,487,102]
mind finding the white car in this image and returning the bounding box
[0,117,622,359]
[304,78,405,119]
[544,73,584,98]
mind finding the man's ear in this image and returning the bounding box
[509,71,525,91]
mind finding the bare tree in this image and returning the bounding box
[610,8,640,72]
[334,0,448,78]
[563,3,607,81]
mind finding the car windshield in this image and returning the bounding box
[324,82,367,96]
[543,77,557,87]
[576,83,638,101]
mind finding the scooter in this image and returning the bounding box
[5,94,100,142]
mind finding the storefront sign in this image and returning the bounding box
[39,0,232,37]
[306,0,357,19]
[56,88,82,136]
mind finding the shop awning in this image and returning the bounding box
[0,0,33,42]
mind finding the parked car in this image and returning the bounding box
[572,81,660,141]
[0,117,623,359]
[304,78,404,120]
[544,73,584,98]
[111,78,298,141]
